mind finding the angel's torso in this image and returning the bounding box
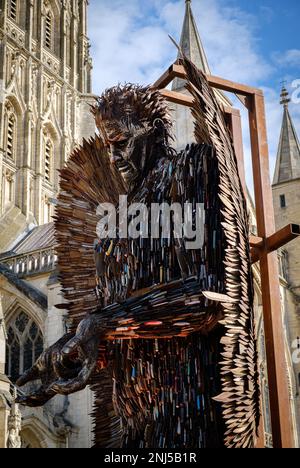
[94,143,225,448]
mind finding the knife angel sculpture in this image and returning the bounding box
[17,56,260,449]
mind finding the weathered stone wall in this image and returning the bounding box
[273,178,300,446]
[273,179,300,297]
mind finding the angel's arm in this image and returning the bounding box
[60,276,233,362]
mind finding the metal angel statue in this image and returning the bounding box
[17,56,259,449]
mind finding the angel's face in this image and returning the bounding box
[98,118,151,187]
[94,85,171,187]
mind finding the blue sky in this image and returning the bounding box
[88,0,300,189]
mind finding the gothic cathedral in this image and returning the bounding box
[0,0,95,448]
[0,0,94,247]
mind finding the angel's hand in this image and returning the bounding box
[47,334,101,395]
[15,387,57,408]
[16,333,80,407]
[46,317,108,395]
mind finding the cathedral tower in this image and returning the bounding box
[272,85,300,439]
[273,86,300,297]
[0,0,94,250]
[172,0,231,149]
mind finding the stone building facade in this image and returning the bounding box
[0,0,94,250]
[0,0,95,448]
[272,86,300,442]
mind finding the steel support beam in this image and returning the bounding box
[248,92,294,448]
[251,225,300,263]
[153,62,298,448]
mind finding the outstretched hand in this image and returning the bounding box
[16,281,228,407]
[16,317,105,407]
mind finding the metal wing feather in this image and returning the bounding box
[53,136,127,328]
[181,57,260,448]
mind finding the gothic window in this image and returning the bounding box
[280,194,286,208]
[8,0,18,22]
[45,11,53,50]
[5,311,44,383]
[7,114,16,159]
[4,104,17,161]
[44,137,53,183]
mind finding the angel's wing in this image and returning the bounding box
[181,57,260,448]
[54,136,127,329]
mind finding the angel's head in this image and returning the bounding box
[92,84,172,186]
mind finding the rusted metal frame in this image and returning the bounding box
[267,224,300,252]
[156,64,251,196]
[160,89,194,107]
[235,93,250,110]
[251,224,300,263]
[208,74,260,97]
[154,62,296,448]
[153,63,186,89]
[250,236,264,248]
[160,89,237,118]
[250,235,264,264]
[248,91,295,448]
[154,62,261,97]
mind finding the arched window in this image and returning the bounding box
[7,0,18,22]
[44,137,53,183]
[4,104,17,161]
[44,11,53,50]
[7,113,16,159]
[5,311,44,383]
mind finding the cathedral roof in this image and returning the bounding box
[0,224,55,306]
[273,86,300,185]
[0,264,47,310]
[1,223,56,259]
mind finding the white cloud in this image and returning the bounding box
[178,0,273,84]
[273,49,300,68]
[88,0,300,194]
[88,0,273,93]
[88,0,176,94]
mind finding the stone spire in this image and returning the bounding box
[172,1,231,107]
[173,0,211,90]
[273,86,300,185]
